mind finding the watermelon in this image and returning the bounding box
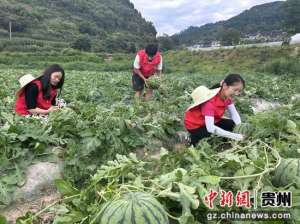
[98,192,169,224]
[233,123,255,136]
[272,158,300,187]
[148,76,161,89]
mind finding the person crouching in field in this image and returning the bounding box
[132,44,163,99]
[184,74,245,146]
[15,64,65,116]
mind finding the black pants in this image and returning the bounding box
[188,119,235,146]
[132,74,148,91]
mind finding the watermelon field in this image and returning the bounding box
[0,48,300,223]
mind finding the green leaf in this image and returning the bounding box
[15,164,26,187]
[81,137,101,155]
[286,119,297,134]
[128,153,139,163]
[0,215,7,224]
[150,147,169,160]
[158,187,181,201]
[179,212,195,224]
[16,212,34,224]
[133,175,144,188]
[197,176,220,185]
[178,183,200,211]
[0,183,11,206]
[54,179,79,196]
[0,155,9,170]
[53,211,84,224]
[1,174,19,185]
[159,168,187,187]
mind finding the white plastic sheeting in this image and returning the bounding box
[290,33,300,44]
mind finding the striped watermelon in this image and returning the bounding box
[272,158,300,187]
[98,192,169,224]
[148,76,161,89]
[233,123,255,136]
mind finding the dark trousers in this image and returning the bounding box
[132,74,148,91]
[188,119,235,146]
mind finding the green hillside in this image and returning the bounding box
[0,0,157,52]
[171,1,287,46]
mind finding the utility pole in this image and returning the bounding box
[9,21,12,40]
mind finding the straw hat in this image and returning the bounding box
[187,86,221,111]
[16,74,37,95]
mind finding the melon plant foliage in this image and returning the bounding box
[0,69,300,223]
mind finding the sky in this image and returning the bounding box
[129,0,283,36]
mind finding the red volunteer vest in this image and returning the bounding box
[15,80,57,116]
[184,92,232,130]
[135,50,161,78]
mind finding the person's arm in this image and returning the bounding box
[205,116,243,140]
[227,104,241,125]
[25,83,57,115]
[201,101,243,140]
[28,107,57,115]
[155,56,163,76]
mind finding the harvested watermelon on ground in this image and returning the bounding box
[98,192,169,224]
[272,158,300,188]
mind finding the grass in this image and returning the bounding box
[1,44,299,76]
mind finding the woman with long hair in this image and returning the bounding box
[15,64,65,116]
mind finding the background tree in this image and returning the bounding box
[284,0,300,34]
[72,35,91,51]
[220,28,241,46]
[157,34,175,51]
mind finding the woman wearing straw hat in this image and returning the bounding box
[15,64,65,116]
[184,74,245,146]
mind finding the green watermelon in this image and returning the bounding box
[233,123,255,136]
[98,192,169,224]
[148,76,161,89]
[272,158,300,187]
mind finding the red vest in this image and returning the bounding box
[135,50,161,78]
[184,93,232,130]
[15,80,57,116]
